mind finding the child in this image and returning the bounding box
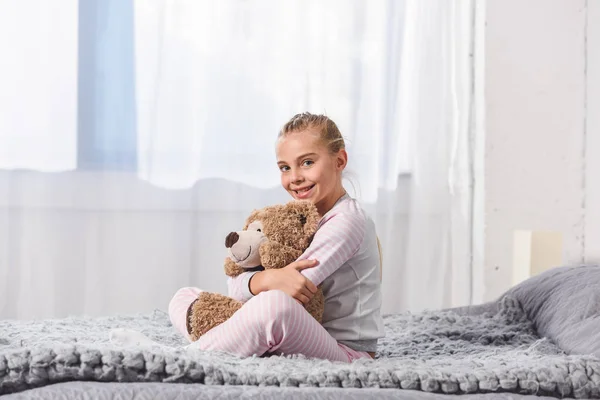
[169,112,384,362]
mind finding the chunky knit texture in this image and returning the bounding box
[1,297,599,398]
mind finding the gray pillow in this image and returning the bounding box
[504,264,600,357]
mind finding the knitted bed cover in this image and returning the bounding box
[1,297,599,398]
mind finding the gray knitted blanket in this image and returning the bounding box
[1,297,599,398]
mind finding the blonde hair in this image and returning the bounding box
[278,112,345,154]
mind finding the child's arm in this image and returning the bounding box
[297,211,365,286]
[227,271,258,302]
[249,211,365,300]
[229,212,365,302]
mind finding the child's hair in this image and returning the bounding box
[278,112,345,154]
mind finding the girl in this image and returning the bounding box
[170,112,384,362]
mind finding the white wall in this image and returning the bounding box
[484,0,599,301]
[587,1,600,265]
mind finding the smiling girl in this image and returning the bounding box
[168,112,384,362]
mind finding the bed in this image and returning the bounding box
[2,265,600,399]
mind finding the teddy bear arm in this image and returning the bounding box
[224,257,246,277]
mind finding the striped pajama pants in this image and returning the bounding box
[168,287,372,363]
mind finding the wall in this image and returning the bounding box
[586,1,600,265]
[484,0,599,301]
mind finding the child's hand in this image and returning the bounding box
[273,260,319,304]
[249,260,319,304]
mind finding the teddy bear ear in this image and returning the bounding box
[243,209,262,230]
[291,200,320,233]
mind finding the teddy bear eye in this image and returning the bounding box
[299,215,307,225]
[257,229,261,232]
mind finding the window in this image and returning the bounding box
[77,0,137,171]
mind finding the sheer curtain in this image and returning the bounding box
[133,0,410,201]
[0,0,479,319]
[392,1,481,311]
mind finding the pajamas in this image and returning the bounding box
[168,286,371,362]
[168,193,384,361]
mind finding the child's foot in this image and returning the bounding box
[109,328,158,347]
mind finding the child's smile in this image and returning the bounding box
[292,184,316,199]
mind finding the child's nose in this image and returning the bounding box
[290,171,304,184]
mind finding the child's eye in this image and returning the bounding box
[302,160,314,167]
[279,165,290,172]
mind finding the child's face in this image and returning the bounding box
[276,131,345,211]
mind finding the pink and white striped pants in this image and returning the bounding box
[168,287,372,363]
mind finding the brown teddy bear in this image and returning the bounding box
[186,200,325,341]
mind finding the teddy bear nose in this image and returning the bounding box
[225,232,239,248]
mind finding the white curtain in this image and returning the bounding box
[0,0,78,171]
[133,0,411,201]
[393,1,479,310]
[0,0,479,320]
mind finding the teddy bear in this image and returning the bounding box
[185,200,325,341]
